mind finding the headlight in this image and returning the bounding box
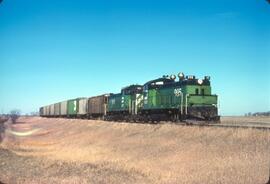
[198,79,203,84]
[170,74,176,80]
[178,72,184,79]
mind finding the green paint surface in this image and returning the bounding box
[143,85,217,110]
[108,94,131,112]
[67,99,78,115]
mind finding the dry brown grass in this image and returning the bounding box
[221,116,270,127]
[0,117,269,184]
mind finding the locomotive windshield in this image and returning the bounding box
[144,78,174,90]
[121,85,143,95]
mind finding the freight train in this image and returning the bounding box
[40,72,220,123]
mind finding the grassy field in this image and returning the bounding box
[0,117,269,184]
[221,116,270,127]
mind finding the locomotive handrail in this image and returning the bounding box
[180,92,183,115]
[185,94,190,115]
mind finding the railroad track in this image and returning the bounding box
[113,119,270,130]
[170,121,270,130]
[208,123,270,130]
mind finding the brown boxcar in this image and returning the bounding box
[88,94,110,118]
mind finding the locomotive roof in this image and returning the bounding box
[143,78,175,86]
[144,77,210,89]
[121,84,143,90]
[121,84,143,95]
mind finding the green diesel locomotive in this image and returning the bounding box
[106,73,219,122]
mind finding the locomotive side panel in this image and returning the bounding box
[108,94,131,113]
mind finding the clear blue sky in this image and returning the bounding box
[0,0,269,115]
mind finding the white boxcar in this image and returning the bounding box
[49,104,55,116]
[78,98,88,116]
[47,106,50,116]
[43,106,46,116]
[45,106,49,116]
[54,103,61,116]
[60,101,67,116]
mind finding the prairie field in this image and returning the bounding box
[0,116,269,184]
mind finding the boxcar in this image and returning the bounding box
[49,104,55,117]
[60,101,67,117]
[45,106,49,117]
[39,107,44,117]
[88,94,110,119]
[67,98,84,117]
[54,102,61,117]
[78,98,88,118]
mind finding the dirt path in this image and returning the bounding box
[0,117,269,184]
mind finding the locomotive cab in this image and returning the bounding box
[180,76,219,121]
[122,85,144,115]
